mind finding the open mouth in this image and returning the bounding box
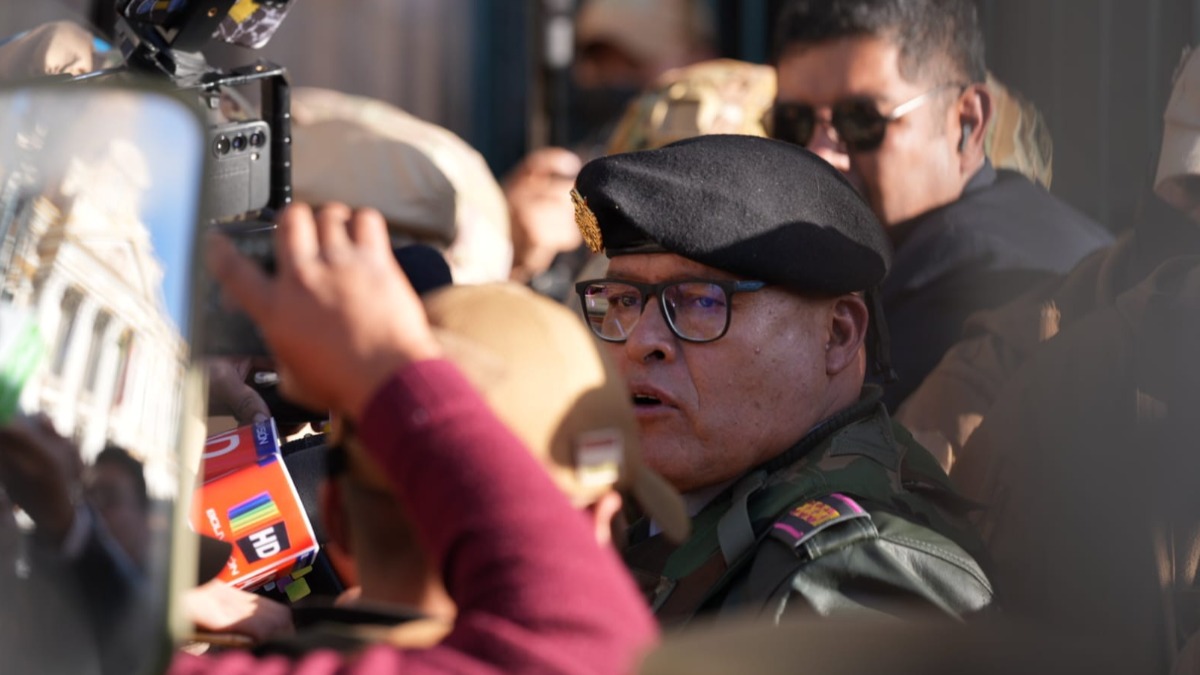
[632,394,662,406]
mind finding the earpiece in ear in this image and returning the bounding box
[959,122,974,153]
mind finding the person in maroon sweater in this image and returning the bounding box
[177,202,658,674]
[314,282,690,649]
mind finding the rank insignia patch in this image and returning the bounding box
[770,493,870,549]
[572,189,603,253]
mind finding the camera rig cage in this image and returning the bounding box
[108,0,294,223]
[73,0,301,356]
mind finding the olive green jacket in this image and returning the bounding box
[623,388,994,627]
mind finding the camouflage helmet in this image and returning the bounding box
[606,58,776,154]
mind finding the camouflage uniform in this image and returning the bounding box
[624,387,993,627]
[984,73,1054,189]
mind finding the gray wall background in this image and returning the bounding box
[976,0,1199,230]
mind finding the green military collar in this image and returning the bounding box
[757,386,891,475]
[659,389,975,585]
[662,392,886,581]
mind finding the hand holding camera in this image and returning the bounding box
[206,203,443,420]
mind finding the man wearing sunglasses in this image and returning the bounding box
[573,134,992,626]
[771,0,1112,409]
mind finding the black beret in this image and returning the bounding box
[573,134,891,295]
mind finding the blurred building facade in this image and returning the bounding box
[0,138,184,498]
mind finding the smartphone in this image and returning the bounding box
[206,120,272,222]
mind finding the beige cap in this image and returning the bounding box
[291,88,512,283]
[606,58,776,154]
[0,21,94,80]
[576,0,713,69]
[985,73,1054,189]
[423,283,690,543]
[1156,47,1200,212]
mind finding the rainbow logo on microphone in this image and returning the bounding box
[228,492,282,536]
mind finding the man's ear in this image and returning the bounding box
[826,295,869,377]
[956,82,991,171]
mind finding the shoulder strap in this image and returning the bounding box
[656,486,879,627]
[698,494,880,624]
[732,510,879,616]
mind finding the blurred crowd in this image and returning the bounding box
[3,0,1200,673]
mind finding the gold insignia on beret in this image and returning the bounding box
[572,189,603,253]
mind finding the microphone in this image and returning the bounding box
[190,418,323,601]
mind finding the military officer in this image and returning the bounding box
[571,134,993,625]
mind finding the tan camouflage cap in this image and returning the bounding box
[423,283,690,543]
[292,88,512,284]
[985,73,1054,189]
[339,283,692,544]
[606,58,776,155]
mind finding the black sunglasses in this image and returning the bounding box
[767,83,964,153]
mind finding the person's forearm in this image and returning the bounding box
[358,359,657,674]
[171,360,656,675]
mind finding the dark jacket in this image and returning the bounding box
[622,388,993,627]
[896,195,1200,473]
[877,161,1113,410]
[951,256,1200,674]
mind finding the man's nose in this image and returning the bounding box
[806,120,852,175]
[623,298,677,364]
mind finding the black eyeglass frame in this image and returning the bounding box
[766,82,967,153]
[574,278,768,344]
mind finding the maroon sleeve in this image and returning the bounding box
[170,359,657,675]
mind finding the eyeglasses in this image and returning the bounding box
[575,278,767,344]
[766,83,963,153]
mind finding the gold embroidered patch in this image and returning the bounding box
[572,189,603,253]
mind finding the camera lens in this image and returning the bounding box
[249,131,267,147]
[213,136,231,156]
[232,134,248,151]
